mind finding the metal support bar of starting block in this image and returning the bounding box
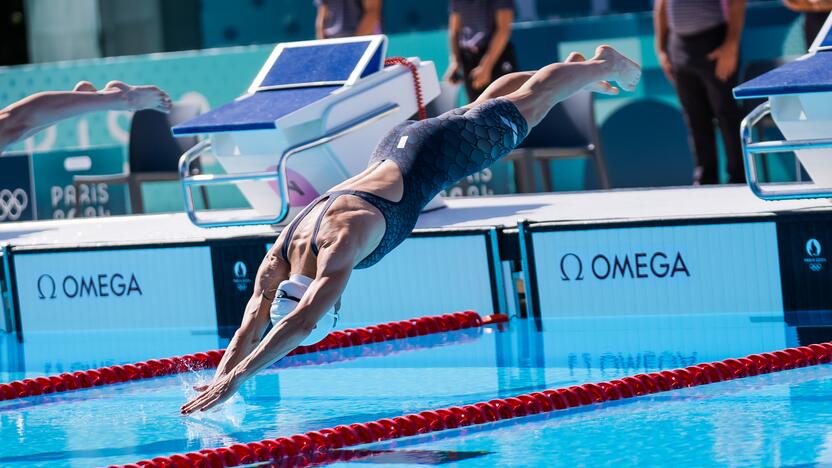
[741,101,832,201]
[179,102,401,228]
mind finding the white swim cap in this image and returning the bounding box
[270,274,339,346]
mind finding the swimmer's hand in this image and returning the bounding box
[181,371,243,414]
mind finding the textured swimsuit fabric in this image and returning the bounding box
[281,98,528,270]
[353,97,529,268]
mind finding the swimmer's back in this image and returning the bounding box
[281,98,528,270]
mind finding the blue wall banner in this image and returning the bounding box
[1,147,129,222]
[13,247,216,333]
[29,146,130,219]
[341,234,495,326]
[0,154,35,223]
[250,236,494,327]
[532,222,783,317]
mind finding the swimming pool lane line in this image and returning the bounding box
[0,311,505,403]
[117,341,832,468]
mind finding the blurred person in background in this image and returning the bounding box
[315,0,382,39]
[0,81,170,154]
[654,0,747,185]
[445,0,517,102]
[783,0,832,48]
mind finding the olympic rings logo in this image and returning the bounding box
[0,188,29,221]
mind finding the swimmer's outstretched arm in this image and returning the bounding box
[181,239,358,414]
[0,81,171,152]
[198,248,288,392]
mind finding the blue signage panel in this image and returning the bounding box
[532,222,783,317]
[13,247,217,333]
[342,234,495,326]
[232,236,494,329]
[269,235,496,328]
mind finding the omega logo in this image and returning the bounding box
[560,251,690,281]
[36,273,142,299]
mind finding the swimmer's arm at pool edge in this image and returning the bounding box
[199,248,287,390]
[181,239,357,414]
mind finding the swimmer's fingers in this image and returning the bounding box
[181,389,213,413]
[193,394,222,413]
[182,393,212,414]
[193,384,209,392]
[189,390,231,413]
[182,375,240,414]
[180,395,202,413]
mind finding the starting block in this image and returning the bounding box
[173,35,441,227]
[734,13,832,200]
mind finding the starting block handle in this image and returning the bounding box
[179,102,401,228]
[741,101,832,201]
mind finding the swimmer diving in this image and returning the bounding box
[182,45,641,414]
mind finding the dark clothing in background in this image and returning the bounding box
[458,43,517,101]
[804,11,829,48]
[450,0,517,101]
[315,0,367,38]
[666,0,725,35]
[668,23,745,184]
[450,0,514,53]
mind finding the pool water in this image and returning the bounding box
[337,364,832,467]
[0,312,821,467]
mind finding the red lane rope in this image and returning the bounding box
[0,311,504,402]
[384,57,427,120]
[119,341,832,468]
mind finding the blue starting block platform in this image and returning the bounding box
[172,36,440,228]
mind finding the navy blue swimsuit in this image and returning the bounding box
[280,97,528,269]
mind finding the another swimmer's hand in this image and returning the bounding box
[181,370,243,414]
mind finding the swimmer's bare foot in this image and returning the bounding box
[104,80,172,113]
[73,81,97,92]
[564,52,620,95]
[593,45,641,92]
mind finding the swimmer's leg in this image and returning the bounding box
[465,51,619,108]
[465,72,534,108]
[433,47,639,183]
[505,45,641,128]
